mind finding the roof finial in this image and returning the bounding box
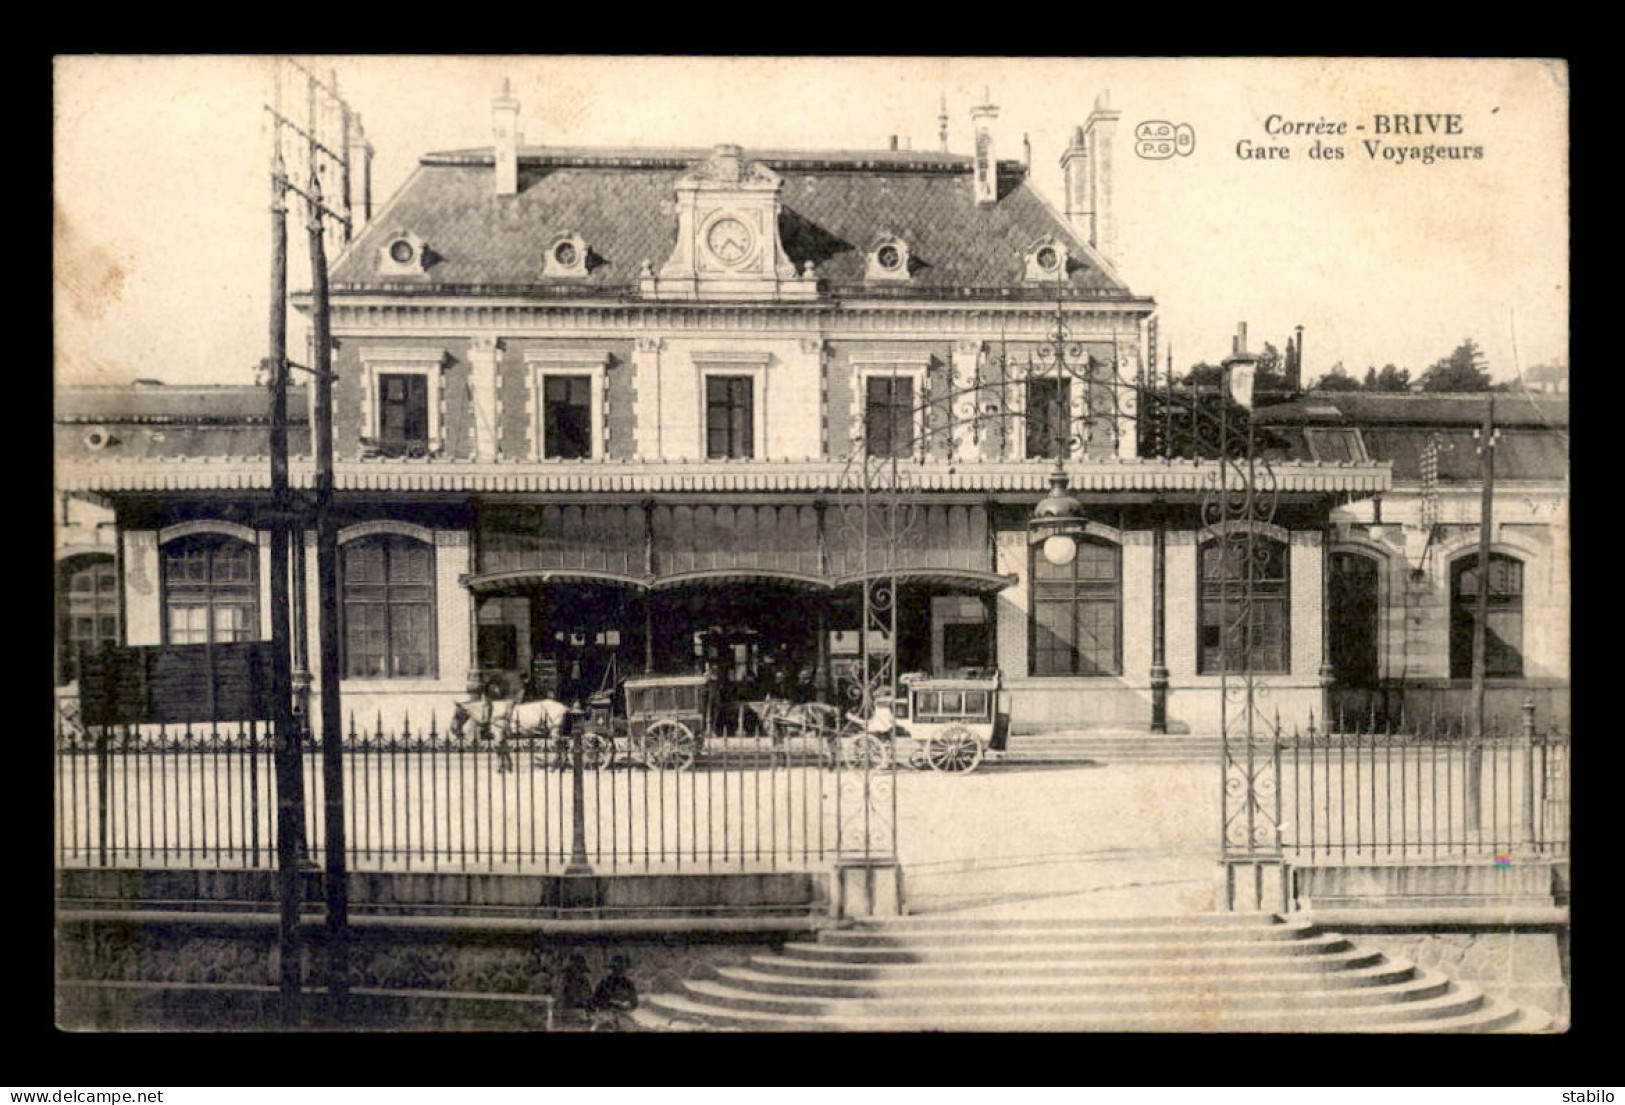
[938,92,949,152]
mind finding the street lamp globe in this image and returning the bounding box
[1042,533,1079,567]
[1029,469,1087,568]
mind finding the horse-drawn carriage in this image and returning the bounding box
[753,671,1010,775]
[454,669,1009,776]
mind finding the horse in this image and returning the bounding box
[747,698,844,766]
[450,688,571,772]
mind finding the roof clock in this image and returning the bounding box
[704,216,755,267]
[865,234,913,282]
[1023,236,1072,283]
[545,231,590,278]
[648,144,817,301]
[377,230,430,277]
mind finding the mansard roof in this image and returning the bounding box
[328,146,1132,298]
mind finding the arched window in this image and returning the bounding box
[1199,535,1290,674]
[162,534,259,645]
[1450,552,1524,679]
[57,554,119,684]
[1030,538,1121,676]
[342,534,436,679]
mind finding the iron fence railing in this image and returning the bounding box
[54,713,856,874]
[1278,707,1569,862]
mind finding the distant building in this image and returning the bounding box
[1522,363,1568,394]
[1257,391,1569,728]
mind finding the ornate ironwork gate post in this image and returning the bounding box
[832,413,907,917]
[1204,352,1286,912]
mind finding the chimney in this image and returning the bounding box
[1082,91,1121,264]
[970,89,999,206]
[348,112,374,225]
[889,135,898,150]
[492,78,520,197]
[1292,325,1305,391]
[1060,125,1089,232]
[1233,322,1249,358]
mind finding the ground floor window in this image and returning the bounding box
[342,534,436,678]
[1199,535,1289,674]
[163,534,258,646]
[1030,538,1121,676]
[1450,552,1524,678]
[58,554,119,683]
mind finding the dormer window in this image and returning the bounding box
[545,232,589,278]
[865,235,913,282]
[1024,236,1071,282]
[378,230,429,277]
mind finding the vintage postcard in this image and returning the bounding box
[53,56,1569,1033]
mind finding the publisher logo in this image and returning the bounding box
[1135,121,1195,160]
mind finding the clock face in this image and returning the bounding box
[706,217,754,265]
[1036,246,1060,272]
[877,244,902,271]
[554,242,578,267]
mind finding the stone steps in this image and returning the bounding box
[997,733,1224,764]
[632,912,1553,1033]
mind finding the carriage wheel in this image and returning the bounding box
[842,733,892,770]
[904,742,932,771]
[926,725,984,774]
[645,720,698,772]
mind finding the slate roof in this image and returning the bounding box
[329,147,1131,297]
[1254,391,1568,428]
[1255,391,1568,481]
[56,384,308,424]
[55,385,307,462]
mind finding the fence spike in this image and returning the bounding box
[1306,710,1317,739]
[375,711,385,740]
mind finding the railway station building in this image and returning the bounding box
[55,87,1562,737]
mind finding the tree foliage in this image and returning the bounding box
[1311,362,1361,391]
[1419,339,1492,392]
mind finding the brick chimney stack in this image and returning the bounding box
[1060,124,1089,230]
[1081,91,1120,265]
[348,112,374,225]
[493,78,520,197]
[970,89,999,206]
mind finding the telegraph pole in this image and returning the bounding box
[264,56,361,1021]
[308,162,349,1011]
[266,79,308,1027]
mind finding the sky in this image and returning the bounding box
[54,56,1568,390]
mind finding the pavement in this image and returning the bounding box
[898,761,1221,918]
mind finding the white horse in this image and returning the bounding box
[451,689,573,772]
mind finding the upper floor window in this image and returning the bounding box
[1030,538,1121,676]
[543,375,593,459]
[378,373,430,451]
[706,375,755,459]
[1199,535,1289,674]
[1450,552,1524,678]
[1026,377,1071,460]
[163,534,259,646]
[341,535,436,679]
[865,375,914,459]
[57,554,119,684]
